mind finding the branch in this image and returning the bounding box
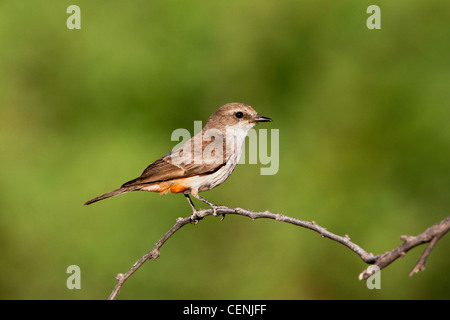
[107,208,449,299]
[107,215,193,300]
[359,215,450,280]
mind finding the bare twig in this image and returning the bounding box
[107,207,449,299]
[107,215,192,300]
[359,215,450,280]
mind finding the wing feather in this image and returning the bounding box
[121,131,228,187]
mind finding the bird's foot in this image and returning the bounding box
[211,205,227,220]
[189,210,202,224]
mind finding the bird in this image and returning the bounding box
[84,102,272,220]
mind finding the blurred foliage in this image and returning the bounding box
[0,0,449,299]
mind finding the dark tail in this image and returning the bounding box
[84,186,139,205]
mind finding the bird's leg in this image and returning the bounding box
[192,194,226,219]
[184,194,200,223]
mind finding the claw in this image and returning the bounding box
[211,205,227,221]
[190,211,200,224]
[184,193,225,222]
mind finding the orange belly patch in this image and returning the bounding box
[169,183,187,193]
[141,178,190,195]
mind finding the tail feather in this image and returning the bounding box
[84,186,139,205]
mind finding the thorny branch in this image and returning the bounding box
[107,208,449,300]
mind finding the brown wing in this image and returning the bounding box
[176,130,228,175]
[121,131,227,187]
[121,157,184,187]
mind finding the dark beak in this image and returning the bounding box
[253,115,272,123]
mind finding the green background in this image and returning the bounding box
[0,0,449,299]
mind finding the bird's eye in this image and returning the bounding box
[235,112,243,118]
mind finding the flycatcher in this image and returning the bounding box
[84,102,272,219]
